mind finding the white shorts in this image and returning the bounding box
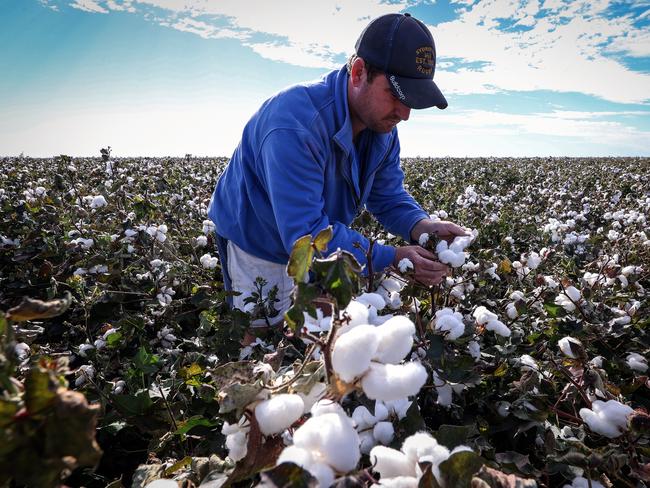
[226,240,294,327]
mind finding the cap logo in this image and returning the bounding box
[389,75,406,100]
[415,46,434,75]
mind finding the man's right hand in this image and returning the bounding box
[394,245,449,286]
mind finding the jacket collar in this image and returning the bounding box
[332,66,354,158]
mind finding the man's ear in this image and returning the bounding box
[350,57,366,87]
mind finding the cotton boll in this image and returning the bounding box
[292,412,360,472]
[255,394,305,436]
[590,356,604,368]
[359,430,377,454]
[380,277,403,293]
[361,362,428,401]
[369,446,416,478]
[332,324,379,382]
[311,398,346,417]
[467,341,481,360]
[398,258,414,273]
[579,400,633,438]
[343,300,370,328]
[307,462,335,488]
[277,445,314,468]
[519,354,538,371]
[418,233,429,246]
[558,337,583,359]
[562,476,606,488]
[352,405,377,430]
[506,302,519,320]
[373,402,389,421]
[626,352,648,373]
[383,398,411,420]
[297,382,327,413]
[14,342,30,361]
[144,480,180,488]
[472,306,498,325]
[373,316,415,364]
[434,309,465,340]
[373,421,395,445]
[225,430,248,461]
[401,432,448,470]
[373,477,419,488]
[485,319,511,337]
[432,371,453,407]
[356,293,386,311]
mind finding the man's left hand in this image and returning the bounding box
[410,218,469,244]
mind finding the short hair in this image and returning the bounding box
[346,53,383,83]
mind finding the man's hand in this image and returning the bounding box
[394,245,449,286]
[411,218,469,244]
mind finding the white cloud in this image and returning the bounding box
[69,0,109,14]
[398,108,650,156]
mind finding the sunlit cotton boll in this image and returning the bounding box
[519,354,538,371]
[472,306,498,325]
[202,219,216,235]
[332,324,379,382]
[398,258,414,273]
[144,480,180,488]
[579,399,633,438]
[195,235,208,247]
[435,240,466,268]
[433,308,465,340]
[90,195,107,209]
[200,253,218,269]
[311,398,346,418]
[485,319,511,337]
[292,412,360,472]
[558,336,583,359]
[255,394,305,436]
[369,446,416,478]
[626,352,648,373]
[554,286,582,312]
[418,233,429,246]
[373,421,395,445]
[373,316,415,364]
[361,362,428,401]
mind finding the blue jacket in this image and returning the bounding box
[208,66,428,273]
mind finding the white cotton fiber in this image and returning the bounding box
[307,462,335,488]
[401,432,446,466]
[332,324,379,382]
[374,477,419,488]
[277,445,314,468]
[373,421,395,445]
[373,316,416,364]
[472,306,498,325]
[558,336,582,358]
[359,430,377,454]
[225,430,248,461]
[369,446,416,478]
[357,292,386,311]
[374,401,389,421]
[255,394,305,436]
[343,300,371,327]
[626,352,648,372]
[352,405,377,430]
[144,480,180,488]
[382,398,412,420]
[292,412,360,472]
[579,399,633,438]
[361,362,428,401]
[485,319,511,337]
[432,371,453,407]
[311,399,345,417]
[434,308,465,340]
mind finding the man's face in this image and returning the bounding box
[353,68,412,134]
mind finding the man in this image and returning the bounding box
[208,12,466,325]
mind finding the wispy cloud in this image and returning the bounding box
[50,0,650,103]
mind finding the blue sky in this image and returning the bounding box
[1,0,649,157]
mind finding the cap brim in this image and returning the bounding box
[387,73,448,110]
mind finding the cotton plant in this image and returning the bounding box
[626,352,648,373]
[579,400,634,438]
[369,431,475,487]
[472,306,511,337]
[200,253,218,269]
[330,316,427,402]
[554,286,582,312]
[432,308,465,340]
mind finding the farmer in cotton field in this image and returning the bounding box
[208,12,466,326]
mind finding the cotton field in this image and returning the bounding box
[0,155,648,487]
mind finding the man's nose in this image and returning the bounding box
[396,101,411,121]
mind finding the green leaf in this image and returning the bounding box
[287,234,314,282]
[24,366,58,415]
[311,250,360,309]
[284,282,319,332]
[174,416,219,437]
[111,388,154,416]
[434,424,478,450]
[543,302,564,318]
[132,346,160,375]
[106,331,123,347]
[439,451,484,487]
[313,226,333,253]
[259,462,318,488]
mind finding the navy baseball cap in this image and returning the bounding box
[355,13,448,110]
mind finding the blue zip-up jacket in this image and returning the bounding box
[207,66,429,273]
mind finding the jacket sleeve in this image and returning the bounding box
[258,128,396,274]
[365,134,429,242]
